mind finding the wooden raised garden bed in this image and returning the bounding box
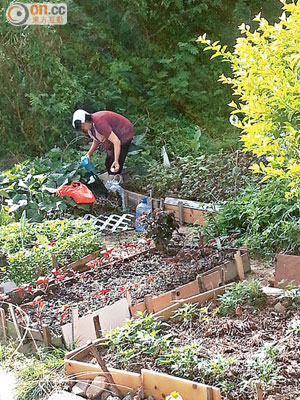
[124,189,219,226]
[0,241,250,351]
[64,354,221,400]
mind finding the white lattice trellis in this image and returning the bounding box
[84,213,134,233]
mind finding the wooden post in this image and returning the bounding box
[124,191,129,208]
[234,250,245,280]
[9,304,22,340]
[144,295,154,313]
[255,381,263,400]
[221,268,226,286]
[93,316,102,339]
[206,386,213,400]
[89,344,122,398]
[125,288,132,308]
[160,198,164,210]
[178,201,184,226]
[42,324,51,347]
[51,251,59,269]
[0,308,7,342]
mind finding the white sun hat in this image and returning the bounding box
[72,109,90,128]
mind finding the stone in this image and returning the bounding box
[274,302,286,314]
[48,391,83,399]
[147,396,156,400]
[106,396,120,400]
[86,376,108,400]
[100,392,113,400]
[72,381,90,396]
[122,395,133,400]
[0,281,16,293]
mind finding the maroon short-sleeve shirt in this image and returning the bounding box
[90,111,135,147]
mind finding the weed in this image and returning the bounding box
[278,281,300,310]
[104,313,171,368]
[218,280,266,316]
[197,355,236,391]
[0,343,65,400]
[247,344,280,384]
[172,303,198,326]
[158,342,200,380]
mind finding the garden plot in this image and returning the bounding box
[9,245,238,337]
[67,281,300,400]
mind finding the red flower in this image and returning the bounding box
[15,287,25,292]
[36,277,49,286]
[49,240,56,246]
[87,259,98,267]
[134,281,139,288]
[120,287,125,292]
[53,270,67,281]
[94,286,110,296]
[60,312,66,324]
[101,248,114,257]
[124,242,137,248]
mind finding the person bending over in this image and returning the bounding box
[72,109,135,178]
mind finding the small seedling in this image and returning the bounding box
[278,280,300,310]
[172,303,198,326]
[218,279,266,316]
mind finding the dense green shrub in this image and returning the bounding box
[205,181,300,257]
[0,0,281,157]
[0,218,102,284]
[0,147,92,222]
[127,151,259,202]
[199,1,300,197]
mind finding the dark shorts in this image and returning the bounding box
[105,140,132,174]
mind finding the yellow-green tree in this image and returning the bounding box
[198,0,300,198]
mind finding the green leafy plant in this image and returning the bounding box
[247,345,280,384]
[198,356,236,391]
[218,279,266,315]
[145,210,179,250]
[128,151,259,203]
[104,313,170,368]
[205,180,300,257]
[158,342,200,380]
[0,147,88,222]
[172,303,198,326]
[0,218,102,284]
[278,281,300,310]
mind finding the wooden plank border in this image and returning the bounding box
[64,359,221,400]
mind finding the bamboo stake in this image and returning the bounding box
[72,308,79,345]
